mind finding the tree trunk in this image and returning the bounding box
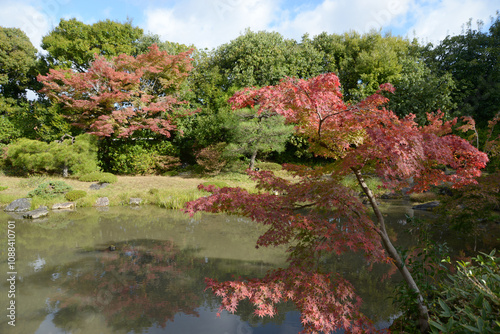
[249,149,258,170]
[62,164,69,178]
[352,168,430,333]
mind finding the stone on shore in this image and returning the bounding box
[95,197,110,207]
[52,202,75,210]
[23,206,49,219]
[4,198,32,212]
[129,198,142,206]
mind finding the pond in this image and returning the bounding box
[0,202,433,334]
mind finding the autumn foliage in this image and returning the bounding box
[38,44,194,138]
[185,73,488,333]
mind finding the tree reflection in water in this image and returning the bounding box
[50,240,201,332]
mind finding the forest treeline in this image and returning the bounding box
[1,14,499,175]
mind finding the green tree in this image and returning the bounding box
[422,14,500,126]
[0,27,40,145]
[386,57,457,124]
[189,29,323,111]
[176,108,238,163]
[225,108,294,170]
[309,31,414,101]
[135,33,193,56]
[41,18,144,72]
[0,27,37,99]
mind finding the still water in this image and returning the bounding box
[0,202,423,334]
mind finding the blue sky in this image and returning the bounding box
[1,0,498,51]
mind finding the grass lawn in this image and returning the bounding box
[0,172,261,210]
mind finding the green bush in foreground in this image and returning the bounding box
[430,250,500,333]
[79,172,117,183]
[65,190,87,201]
[27,181,73,198]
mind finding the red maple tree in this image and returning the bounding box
[38,44,194,138]
[185,73,488,333]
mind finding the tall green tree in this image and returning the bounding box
[41,18,144,72]
[422,14,500,126]
[386,57,457,124]
[0,27,41,144]
[309,31,414,101]
[0,27,37,99]
[189,29,323,111]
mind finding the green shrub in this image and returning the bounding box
[430,250,500,333]
[201,181,229,188]
[79,172,117,184]
[0,185,7,191]
[4,134,99,176]
[100,138,180,175]
[65,190,87,201]
[27,181,73,198]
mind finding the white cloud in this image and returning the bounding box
[274,0,413,41]
[407,0,496,44]
[0,2,52,51]
[144,0,279,49]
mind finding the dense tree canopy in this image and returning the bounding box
[422,14,500,126]
[385,57,457,123]
[41,18,144,72]
[308,31,413,101]
[0,27,38,100]
[189,29,324,111]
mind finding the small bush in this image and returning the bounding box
[79,172,117,184]
[196,143,228,176]
[28,181,73,198]
[65,190,87,201]
[0,185,7,191]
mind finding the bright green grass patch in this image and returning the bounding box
[152,189,207,210]
[201,181,230,188]
[341,174,386,196]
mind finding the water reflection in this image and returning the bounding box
[0,205,404,333]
